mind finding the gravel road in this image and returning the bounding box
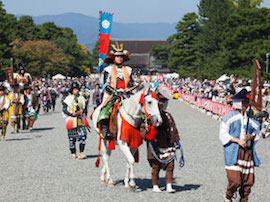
[0,98,269,202]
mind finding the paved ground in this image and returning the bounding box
[0,98,269,202]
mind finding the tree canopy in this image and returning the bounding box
[150,0,270,80]
[0,1,94,80]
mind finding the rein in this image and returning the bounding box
[140,89,159,126]
[149,141,185,168]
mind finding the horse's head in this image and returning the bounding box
[140,87,162,127]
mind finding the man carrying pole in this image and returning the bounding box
[220,60,263,202]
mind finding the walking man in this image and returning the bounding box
[62,82,89,159]
[0,85,10,140]
[219,89,261,202]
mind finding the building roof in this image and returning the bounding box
[125,54,149,67]
[111,38,169,54]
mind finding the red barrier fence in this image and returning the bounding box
[160,84,234,116]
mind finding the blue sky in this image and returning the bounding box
[2,0,270,23]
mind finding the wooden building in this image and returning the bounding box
[110,39,169,73]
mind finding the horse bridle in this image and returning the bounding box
[140,89,159,126]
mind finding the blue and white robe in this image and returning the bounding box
[219,110,261,171]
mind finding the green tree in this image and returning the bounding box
[149,45,169,68]
[37,22,63,41]
[197,0,233,79]
[231,0,264,7]
[167,12,200,77]
[0,1,17,79]
[220,7,270,78]
[12,40,70,76]
[16,16,39,41]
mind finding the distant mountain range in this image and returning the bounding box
[18,13,177,50]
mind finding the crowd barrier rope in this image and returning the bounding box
[160,84,234,117]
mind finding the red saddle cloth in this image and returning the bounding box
[119,112,143,149]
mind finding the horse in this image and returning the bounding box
[91,86,162,188]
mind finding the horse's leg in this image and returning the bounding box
[100,139,114,186]
[100,139,113,186]
[124,162,130,188]
[129,148,138,188]
[118,140,136,188]
[99,139,107,183]
[100,164,106,184]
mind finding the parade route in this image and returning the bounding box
[0,99,269,202]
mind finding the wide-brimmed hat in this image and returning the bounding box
[231,89,250,101]
[104,42,130,64]
[157,92,169,101]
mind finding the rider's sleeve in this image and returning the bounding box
[100,71,110,89]
[62,103,73,117]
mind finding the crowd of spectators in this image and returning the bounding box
[162,77,270,112]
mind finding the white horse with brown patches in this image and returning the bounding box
[91,86,162,189]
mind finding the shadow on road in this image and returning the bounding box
[4,138,32,141]
[86,154,99,159]
[133,178,201,192]
[33,127,55,131]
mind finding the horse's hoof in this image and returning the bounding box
[99,179,105,184]
[108,181,114,187]
[124,183,129,189]
[129,185,136,191]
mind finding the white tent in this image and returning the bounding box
[52,73,66,80]
[164,73,179,79]
[217,74,229,82]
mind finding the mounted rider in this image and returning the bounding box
[14,64,32,89]
[98,42,134,138]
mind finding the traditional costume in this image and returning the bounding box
[24,86,38,131]
[62,82,89,159]
[8,83,25,133]
[80,84,90,116]
[219,89,261,202]
[98,42,133,138]
[142,93,180,193]
[41,83,52,112]
[0,85,10,140]
[14,65,32,89]
[92,84,102,109]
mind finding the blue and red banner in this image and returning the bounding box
[98,11,113,73]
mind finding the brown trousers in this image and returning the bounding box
[0,122,7,138]
[26,116,35,128]
[149,159,174,185]
[10,117,21,131]
[226,148,255,202]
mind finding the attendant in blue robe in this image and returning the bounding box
[219,89,261,202]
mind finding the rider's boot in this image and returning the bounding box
[101,120,113,139]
